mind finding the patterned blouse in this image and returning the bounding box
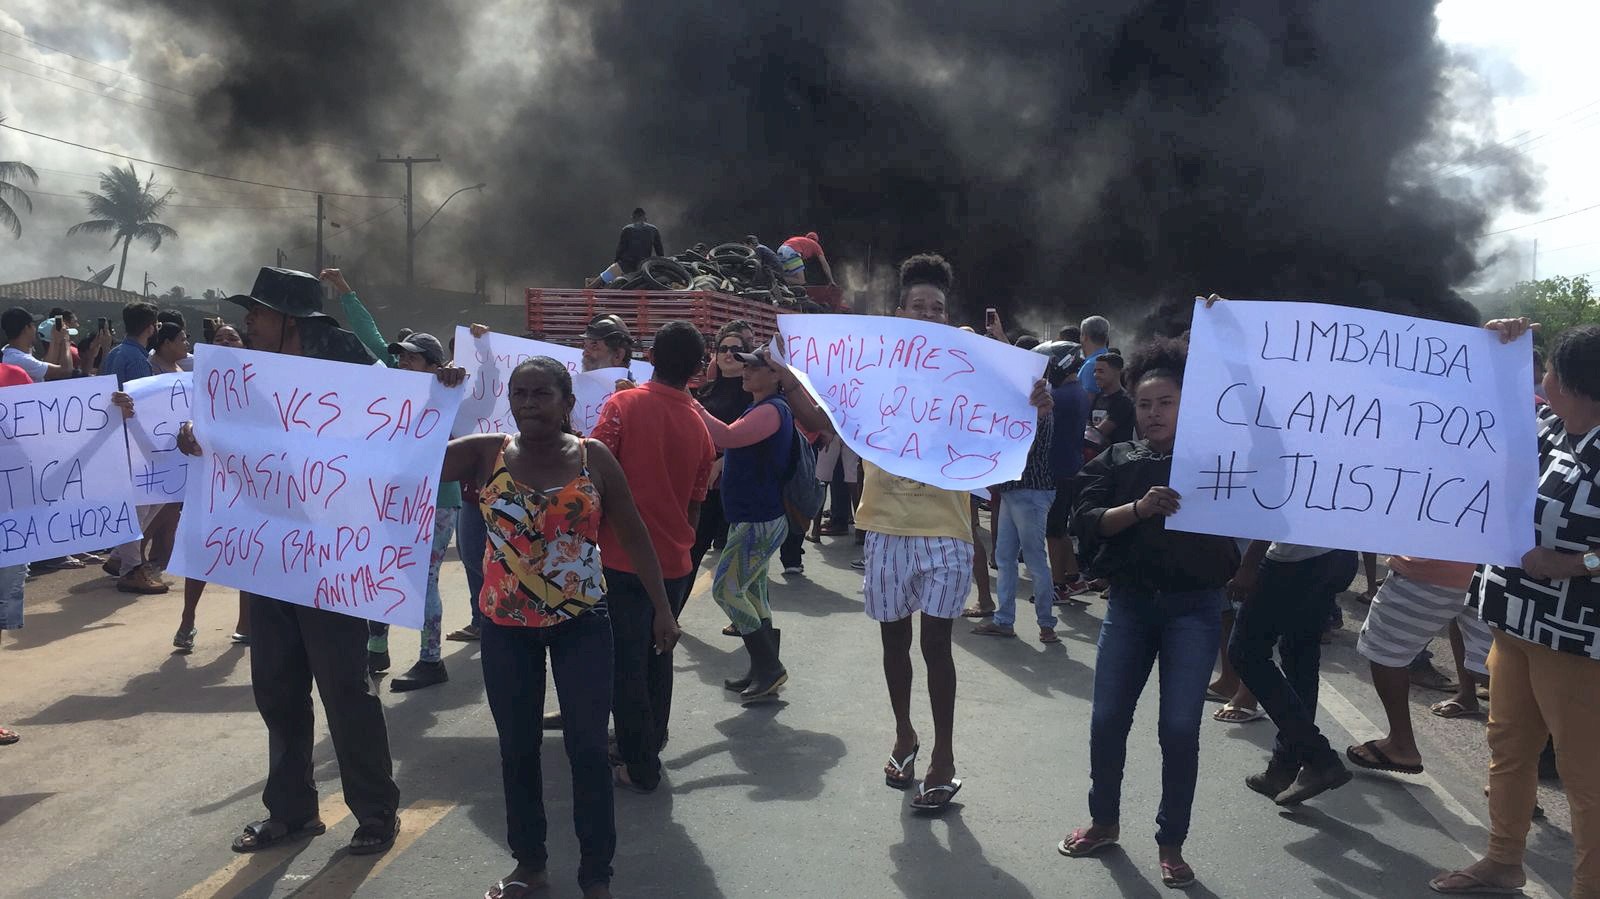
[478,436,606,627]
[1471,407,1600,660]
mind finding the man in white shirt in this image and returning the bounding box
[1,307,72,381]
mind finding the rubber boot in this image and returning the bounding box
[723,627,779,692]
[740,622,788,701]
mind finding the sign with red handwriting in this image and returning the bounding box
[1168,299,1538,567]
[167,345,465,627]
[123,372,193,506]
[451,327,652,436]
[0,375,142,566]
[776,314,1047,490]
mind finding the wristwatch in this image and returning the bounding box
[1585,551,1600,574]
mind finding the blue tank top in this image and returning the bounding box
[720,395,793,523]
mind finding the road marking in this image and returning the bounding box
[1317,677,1560,899]
[287,798,458,896]
[177,794,351,899]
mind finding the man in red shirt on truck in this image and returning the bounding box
[779,232,835,287]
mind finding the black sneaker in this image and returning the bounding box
[367,650,391,675]
[1274,760,1353,805]
[390,660,448,692]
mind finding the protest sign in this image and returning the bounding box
[0,375,141,566]
[776,314,1046,491]
[1168,299,1538,567]
[168,345,464,627]
[123,372,194,505]
[451,327,653,436]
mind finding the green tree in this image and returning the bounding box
[0,115,37,238]
[1504,275,1600,341]
[67,163,178,291]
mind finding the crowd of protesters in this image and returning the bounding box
[2,251,1597,899]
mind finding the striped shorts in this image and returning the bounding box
[862,532,974,622]
[1357,571,1491,675]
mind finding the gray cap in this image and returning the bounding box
[388,332,446,365]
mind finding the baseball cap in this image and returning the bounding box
[387,332,446,366]
[582,314,633,344]
[1,307,41,340]
[38,318,79,342]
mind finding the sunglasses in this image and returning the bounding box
[717,345,746,355]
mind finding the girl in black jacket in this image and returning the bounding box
[1058,337,1239,890]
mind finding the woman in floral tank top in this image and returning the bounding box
[441,357,677,899]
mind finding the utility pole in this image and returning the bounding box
[1532,237,1539,281]
[377,154,441,290]
[315,194,325,274]
[276,248,287,268]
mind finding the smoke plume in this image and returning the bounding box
[13,0,1538,331]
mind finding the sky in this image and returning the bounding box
[0,1,1595,300]
[1436,0,1600,289]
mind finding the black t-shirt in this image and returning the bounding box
[1086,389,1135,447]
[615,221,664,268]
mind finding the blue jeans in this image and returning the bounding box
[994,489,1056,630]
[1089,588,1224,846]
[0,563,25,630]
[368,512,456,662]
[481,614,615,890]
[457,504,488,630]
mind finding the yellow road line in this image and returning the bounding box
[178,794,351,899]
[288,798,458,897]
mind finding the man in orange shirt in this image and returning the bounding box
[590,321,716,793]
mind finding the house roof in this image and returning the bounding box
[0,276,149,307]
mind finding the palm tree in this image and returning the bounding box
[0,115,38,238]
[67,163,178,290]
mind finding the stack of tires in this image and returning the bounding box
[604,241,812,307]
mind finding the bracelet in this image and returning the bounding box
[1131,499,1144,520]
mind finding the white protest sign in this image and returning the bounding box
[1168,299,1538,567]
[0,375,142,566]
[124,372,194,505]
[451,327,652,436]
[168,345,465,627]
[776,314,1046,490]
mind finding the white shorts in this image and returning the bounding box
[815,439,860,483]
[1357,571,1491,675]
[862,532,974,622]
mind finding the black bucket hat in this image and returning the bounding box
[227,267,336,321]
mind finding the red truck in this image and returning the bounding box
[525,287,782,347]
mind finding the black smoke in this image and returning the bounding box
[131,0,1533,331]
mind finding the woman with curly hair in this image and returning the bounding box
[1058,333,1240,889]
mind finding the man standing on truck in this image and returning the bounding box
[615,207,664,273]
[779,232,835,286]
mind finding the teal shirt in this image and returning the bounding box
[340,291,461,509]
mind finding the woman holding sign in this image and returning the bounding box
[442,356,678,899]
[1431,321,1600,899]
[694,346,794,702]
[1059,337,1240,889]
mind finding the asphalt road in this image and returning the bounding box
[0,535,1578,898]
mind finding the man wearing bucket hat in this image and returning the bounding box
[174,266,462,857]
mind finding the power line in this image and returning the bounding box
[1483,201,1600,238]
[0,26,194,97]
[0,122,402,199]
[23,187,316,210]
[0,62,173,116]
[288,202,404,250]
[0,48,189,110]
